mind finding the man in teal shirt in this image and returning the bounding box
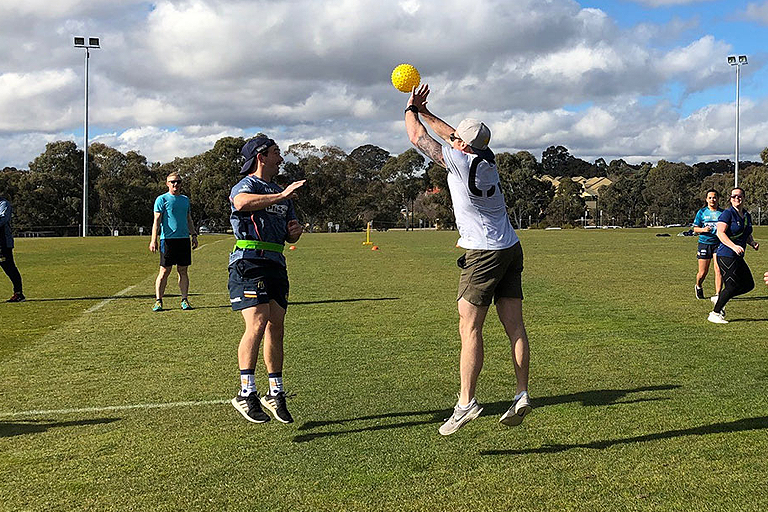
[149,172,198,311]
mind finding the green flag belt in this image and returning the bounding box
[233,240,284,253]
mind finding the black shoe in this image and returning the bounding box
[6,292,25,303]
[231,392,270,423]
[260,391,294,423]
[695,286,705,300]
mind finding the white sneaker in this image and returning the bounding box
[710,296,725,316]
[707,311,728,324]
[499,391,532,427]
[439,397,483,436]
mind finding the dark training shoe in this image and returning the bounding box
[6,292,25,303]
[695,286,705,300]
[260,391,294,423]
[231,392,270,423]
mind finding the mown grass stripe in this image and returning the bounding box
[0,399,229,418]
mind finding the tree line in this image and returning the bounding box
[1,139,768,235]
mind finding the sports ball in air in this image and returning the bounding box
[391,64,420,93]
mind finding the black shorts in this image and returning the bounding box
[697,243,717,260]
[160,238,192,267]
[457,242,523,306]
[228,259,289,311]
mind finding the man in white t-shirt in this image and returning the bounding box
[404,84,531,436]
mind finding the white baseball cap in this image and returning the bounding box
[455,118,491,150]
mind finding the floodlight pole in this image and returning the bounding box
[74,36,99,237]
[83,47,89,237]
[728,55,747,188]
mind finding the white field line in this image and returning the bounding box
[85,285,136,313]
[81,238,228,312]
[0,399,229,419]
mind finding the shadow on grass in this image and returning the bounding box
[292,384,679,443]
[732,296,768,301]
[480,415,768,456]
[724,318,768,322]
[0,417,119,438]
[192,297,401,310]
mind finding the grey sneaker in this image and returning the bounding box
[500,391,532,427]
[231,392,270,423]
[260,391,294,423]
[438,398,483,436]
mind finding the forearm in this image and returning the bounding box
[420,108,455,143]
[406,111,445,167]
[187,215,196,236]
[233,193,285,212]
[150,220,160,241]
[286,232,301,244]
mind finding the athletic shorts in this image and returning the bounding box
[160,238,192,267]
[697,242,718,260]
[228,258,289,311]
[457,242,523,306]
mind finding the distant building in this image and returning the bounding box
[539,175,613,225]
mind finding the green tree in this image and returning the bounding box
[643,160,700,225]
[546,177,585,226]
[740,164,768,224]
[381,149,425,230]
[496,151,553,228]
[599,169,648,226]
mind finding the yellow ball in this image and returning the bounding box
[391,64,420,93]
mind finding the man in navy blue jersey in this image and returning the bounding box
[228,136,305,424]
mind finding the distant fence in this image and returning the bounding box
[14,225,151,237]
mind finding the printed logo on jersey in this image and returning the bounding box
[265,204,288,216]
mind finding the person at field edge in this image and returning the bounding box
[0,195,24,302]
[149,172,198,311]
[708,187,758,324]
[405,84,531,436]
[228,136,305,424]
[692,189,723,300]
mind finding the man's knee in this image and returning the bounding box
[177,265,189,276]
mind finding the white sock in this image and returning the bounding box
[240,372,256,396]
[268,374,283,395]
[515,390,528,401]
[458,398,476,410]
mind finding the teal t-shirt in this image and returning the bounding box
[154,193,190,239]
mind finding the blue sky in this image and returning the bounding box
[1,0,767,169]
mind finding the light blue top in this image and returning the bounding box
[153,193,190,239]
[692,206,723,245]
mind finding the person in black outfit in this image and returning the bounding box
[0,195,24,302]
[708,188,757,324]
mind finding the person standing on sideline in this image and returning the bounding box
[228,136,305,424]
[0,195,24,302]
[404,84,531,436]
[692,189,723,300]
[149,172,198,311]
[708,187,758,324]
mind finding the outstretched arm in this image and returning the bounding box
[409,84,455,143]
[405,85,446,168]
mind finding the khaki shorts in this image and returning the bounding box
[457,242,523,306]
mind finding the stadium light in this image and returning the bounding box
[728,54,747,187]
[73,36,100,237]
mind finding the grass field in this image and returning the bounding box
[2,229,768,511]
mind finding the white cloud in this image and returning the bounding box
[0,0,764,169]
[742,1,768,24]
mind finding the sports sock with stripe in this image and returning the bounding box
[268,372,283,395]
[240,369,256,396]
